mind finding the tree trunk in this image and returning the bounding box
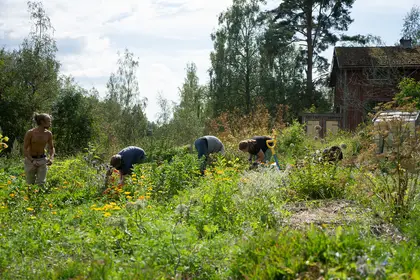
[245,46,251,114]
[306,6,314,105]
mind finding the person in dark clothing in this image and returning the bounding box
[107,146,146,185]
[321,145,343,163]
[194,135,225,174]
[239,136,273,164]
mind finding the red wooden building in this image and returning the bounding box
[329,39,420,130]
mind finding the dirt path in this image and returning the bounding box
[283,199,405,242]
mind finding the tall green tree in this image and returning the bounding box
[270,0,357,105]
[172,63,207,145]
[52,77,96,155]
[258,19,307,117]
[401,5,420,46]
[209,0,264,115]
[0,1,59,147]
[104,49,148,147]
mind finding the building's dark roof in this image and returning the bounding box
[334,46,420,68]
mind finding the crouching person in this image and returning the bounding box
[239,136,273,166]
[194,136,225,175]
[322,145,343,163]
[108,146,146,185]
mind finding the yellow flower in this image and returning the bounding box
[145,196,151,199]
[52,211,57,215]
[110,202,116,206]
[126,195,133,199]
[138,195,145,200]
[3,136,9,142]
[113,206,121,210]
[148,187,153,191]
[216,170,224,174]
[146,192,152,195]
[27,207,34,211]
[9,193,15,198]
[7,180,12,185]
[132,174,136,177]
[147,205,152,209]
[124,191,131,195]
[104,212,111,217]
[141,175,145,179]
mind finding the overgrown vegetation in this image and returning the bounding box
[2,0,420,279]
[1,117,420,278]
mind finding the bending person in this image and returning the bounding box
[108,146,146,185]
[239,136,273,165]
[194,135,225,174]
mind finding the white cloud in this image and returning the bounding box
[0,0,418,122]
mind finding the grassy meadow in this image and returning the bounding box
[1,123,420,280]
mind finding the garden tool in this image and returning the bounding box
[266,129,281,171]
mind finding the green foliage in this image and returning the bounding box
[52,77,96,155]
[209,0,264,115]
[270,0,358,103]
[402,5,420,46]
[0,2,59,148]
[230,227,420,279]
[395,77,420,109]
[0,138,420,279]
[288,162,352,200]
[278,121,306,158]
[133,154,202,201]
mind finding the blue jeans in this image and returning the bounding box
[194,138,208,174]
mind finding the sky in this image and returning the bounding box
[0,0,419,121]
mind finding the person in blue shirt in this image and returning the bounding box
[107,146,146,185]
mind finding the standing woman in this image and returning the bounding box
[23,113,55,186]
[239,136,272,164]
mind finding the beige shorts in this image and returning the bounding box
[24,157,48,185]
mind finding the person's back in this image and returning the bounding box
[118,146,145,175]
[251,136,272,153]
[203,135,225,154]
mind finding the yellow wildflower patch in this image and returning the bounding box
[27,207,34,211]
[91,203,122,212]
[104,212,111,217]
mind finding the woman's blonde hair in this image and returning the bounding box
[33,113,51,125]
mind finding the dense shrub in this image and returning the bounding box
[288,162,354,200]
